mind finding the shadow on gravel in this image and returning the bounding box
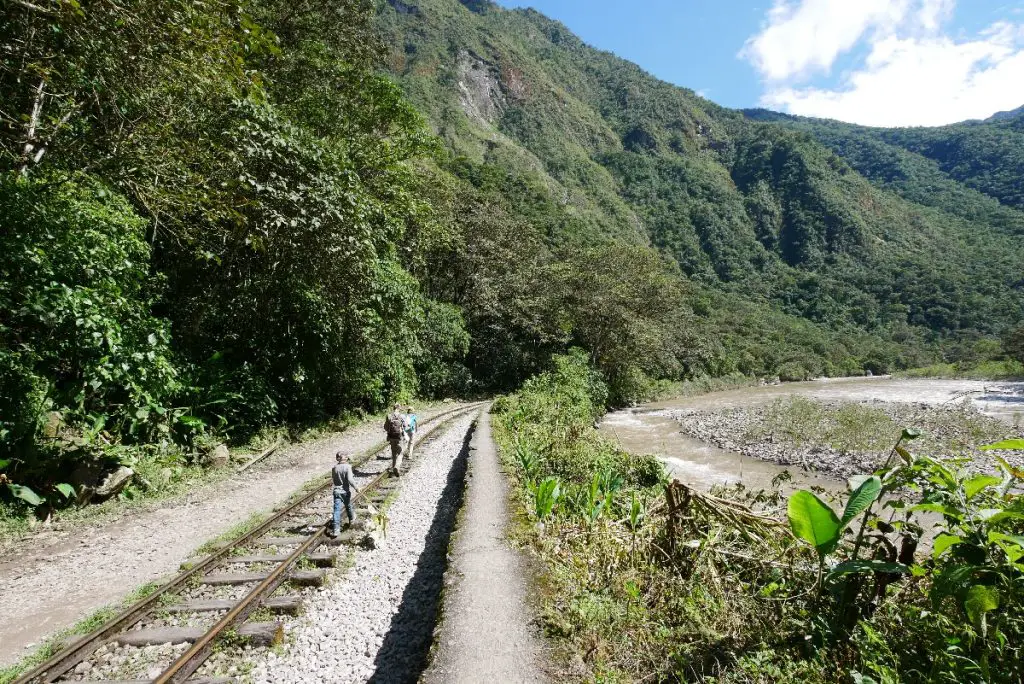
[368,422,475,684]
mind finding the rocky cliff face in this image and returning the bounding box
[455,50,505,124]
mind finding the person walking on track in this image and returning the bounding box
[384,403,405,476]
[331,451,361,536]
[403,405,418,458]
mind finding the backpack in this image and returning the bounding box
[385,412,404,439]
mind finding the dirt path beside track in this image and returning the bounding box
[423,409,550,683]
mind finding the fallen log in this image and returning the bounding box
[236,438,284,473]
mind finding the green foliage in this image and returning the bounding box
[788,490,843,555]
[783,435,1024,681]
[0,174,178,464]
[0,0,472,498]
[498,339,1024,681]
[1004,326,1024,366]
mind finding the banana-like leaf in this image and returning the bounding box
[841,476,881,528]
[6,483,44,506]
[788,490,841,555]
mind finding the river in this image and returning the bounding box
[599,376,1024,495]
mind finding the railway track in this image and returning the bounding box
[15,403,484,684]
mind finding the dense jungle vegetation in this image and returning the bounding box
[495,352,1024,683]
[2,0,1023,510]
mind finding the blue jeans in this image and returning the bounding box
[333,486,355,531]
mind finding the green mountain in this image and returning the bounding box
[375,0,1024,365]
[742,107,1024,222]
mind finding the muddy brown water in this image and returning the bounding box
[599,376,1024,496]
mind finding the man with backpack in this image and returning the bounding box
[384,403,405,476]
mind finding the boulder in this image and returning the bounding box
[204,444,230,468]
[41,411,63,440]
[94,466,135,500]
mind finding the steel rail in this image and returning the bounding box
[13,402,482,684]
[153,405,481,683]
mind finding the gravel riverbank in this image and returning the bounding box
[669,399,1024,481]
[248,412,478,684]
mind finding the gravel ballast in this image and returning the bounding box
[248,412,478,684]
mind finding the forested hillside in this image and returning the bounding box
[375,0,1024,363]
[2,0,1022,498]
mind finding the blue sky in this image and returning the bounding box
[496,0,1024,126]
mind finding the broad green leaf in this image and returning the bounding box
[826,559,909,581]
[988,532,1024,547]
[980,439,1024,451]
[932,533,963,558]
[55,483,76,500]
[0,458,10,470]
[7,483,44,506]
[979,510,1024,524]
[901,428,921,441]
[787,490,841,555]
[895,445,914,465]
[964,474,1000,499]
[841,476,881,528]
[964,585,999,631]
[989,532,1024,562]
[912,502,963,520]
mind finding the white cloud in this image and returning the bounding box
[743,0,1024,126]
[741,0,917,81]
